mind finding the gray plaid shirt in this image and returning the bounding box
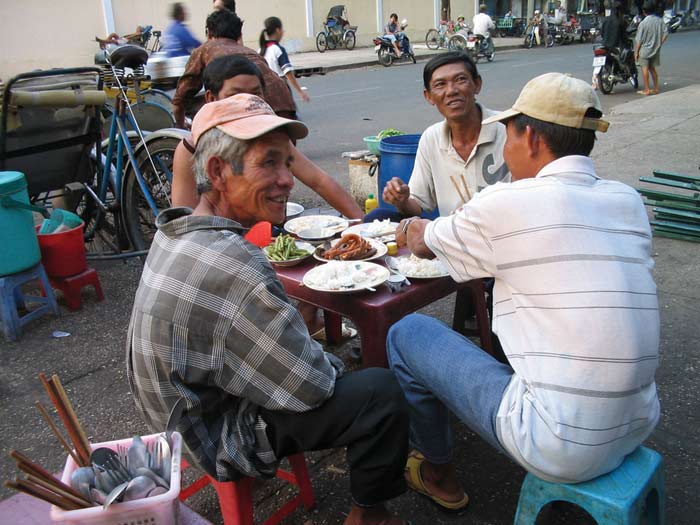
[126,208,344,479]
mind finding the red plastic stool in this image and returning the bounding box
[47,267,104,311]
[180,453,315,525]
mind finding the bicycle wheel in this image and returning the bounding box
[426,29,440,49]
[141,89,173,115]
[448,34,468,52]
[344,30,356,50]
[378,48,393,67]
[122,136,177,251]
[315,32,328,53]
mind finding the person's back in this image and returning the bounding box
[462,159,659,482]
[601,13,625,49]
[162,3,201,58]
[637,11,665,58]
[473,6,494,37]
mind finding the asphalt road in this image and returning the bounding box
[291,30,700,207]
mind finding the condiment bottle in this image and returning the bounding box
[386,242,398,256]
[364,193,379,214]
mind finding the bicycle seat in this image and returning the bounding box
[108,45,149,69]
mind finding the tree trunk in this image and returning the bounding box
[441,0,451,21]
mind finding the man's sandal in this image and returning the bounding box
[404,453,469,513]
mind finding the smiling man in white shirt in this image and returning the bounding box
[389,73,660,510]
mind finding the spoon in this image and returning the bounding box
[103,481,128,509]
[127,436,150,477]
[384,256,411,285]
[122,476,156,502]
[70,467,95,500]
[134,466,169,489]
[90,487,107,505]
[91,448,130,483]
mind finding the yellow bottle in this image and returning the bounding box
[364,193,379,215]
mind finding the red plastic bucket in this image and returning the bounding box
[36,223,87,277]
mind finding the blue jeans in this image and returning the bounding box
[387,314,513,464]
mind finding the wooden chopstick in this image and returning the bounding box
[460,174,472,202]
[51,375,92,462]
[38,373,90,466]
[5,479,82,511]
[450,175,467,205]
[26,474,92,507]
[10,450,90,504]
[35,402,82,466]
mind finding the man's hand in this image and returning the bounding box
[395,216,419,248]
[383,177,410,207]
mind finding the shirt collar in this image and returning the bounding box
[156,207,249,237]
[536,155,600,179]
[439,104,500,152]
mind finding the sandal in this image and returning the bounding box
[311,323,357,342]
[404,453,469,513]
[636,90,651,96]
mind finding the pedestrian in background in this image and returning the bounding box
[162,2,201,58]
[635,1,668,95]
[260,17,310,103]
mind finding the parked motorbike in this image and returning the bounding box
[663,10,682,33]
[593,42,638,94]
[373,20,416,67]
[549,22,580,45]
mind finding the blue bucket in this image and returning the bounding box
[377,134,421,211]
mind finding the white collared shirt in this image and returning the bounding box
[424,155,660,483]
[408,105,509,217]
[473,13,495,37]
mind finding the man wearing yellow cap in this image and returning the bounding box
[127,94,410,525]
[389,73,659,510]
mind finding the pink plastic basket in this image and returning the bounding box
[50,432,182,525]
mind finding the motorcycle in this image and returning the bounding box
[523,20,552,48]
[548,21,580,45]
[448,31,495,62]
[663,10,682,33]
[373,20,416,67]
[593,42,638,94]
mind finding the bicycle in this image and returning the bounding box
[425,20,455,49]
[0,46,181,259]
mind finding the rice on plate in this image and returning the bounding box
[393,254,449,278]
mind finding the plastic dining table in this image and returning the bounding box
[274,252,459,368]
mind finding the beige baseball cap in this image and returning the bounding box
[191,93,308,146]
[483,72,609,132]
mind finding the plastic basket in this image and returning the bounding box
[50,432,182,525]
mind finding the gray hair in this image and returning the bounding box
[192,128,250,195]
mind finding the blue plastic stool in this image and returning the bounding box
[0,263,60,341]
[514,447,664,525]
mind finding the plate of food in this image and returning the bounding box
[343,219,399,242]
[264,234,315,267]
[387,254,450,279]
[303,261,390,293]
[284,215,349,238]
[314,233,388,262]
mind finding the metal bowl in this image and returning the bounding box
[286,202,304,220]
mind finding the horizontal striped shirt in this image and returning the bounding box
[425,155,660,483]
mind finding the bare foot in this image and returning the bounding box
[637,90,651,96]
[413,460,465,504]
[343,503,407,525]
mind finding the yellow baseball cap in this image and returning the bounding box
[483,72,609,132]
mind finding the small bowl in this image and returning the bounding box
[264,240,315,267]
[363,135,381,155]
[286,202,304,220]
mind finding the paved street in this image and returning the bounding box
[1,32,699,524]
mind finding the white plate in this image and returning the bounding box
[284,215,349,236]
[313,237,388,263]
[303,261,390,293]
[342,221,400,241]
[286,202,304,219]
[592,56,606,67]
[264,240,315,267]
[391,255,450,279]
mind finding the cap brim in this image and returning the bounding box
[482,108,521,126]
[216,114,308,141]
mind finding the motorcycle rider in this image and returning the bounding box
[601,2,628,50]
[530,9,547,45]
[551,1,567,25]
[384,13,404,57]
[472,4,495,53]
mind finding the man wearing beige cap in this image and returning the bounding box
[127,93,410,525]
[388,73,659,509]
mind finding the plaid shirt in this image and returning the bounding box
[126,208,343,479]
[172,38,297,119]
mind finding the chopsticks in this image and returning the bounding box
[450,174,473,207]
[38,373,91,466]
[450,176,467,206]
[7,450,92,509]
[35,401,82,466]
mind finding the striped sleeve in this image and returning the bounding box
[424,197,497,282]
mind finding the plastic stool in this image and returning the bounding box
[452,279,495,356]
[47,267,104,311]
[514,446,664,525]
[0,263,60,341]
[180,453,315,525]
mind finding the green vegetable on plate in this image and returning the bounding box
[265,234,309,261]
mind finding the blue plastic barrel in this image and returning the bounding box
[377,134,421,210]
[0,172,41,275]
